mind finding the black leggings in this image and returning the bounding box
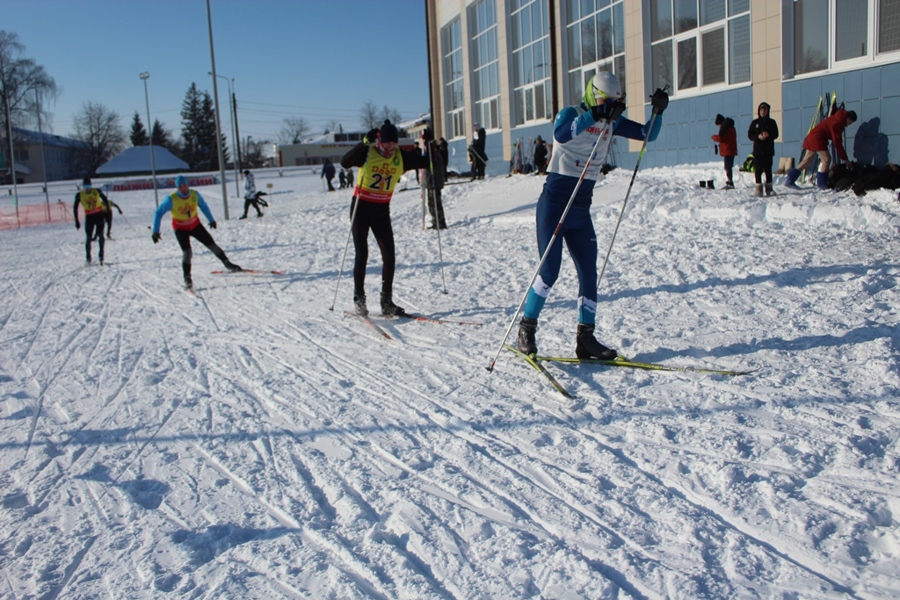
[754,154,774,184]
[351,198,395,298]
[174,225,229,280]
[84,213,105,262]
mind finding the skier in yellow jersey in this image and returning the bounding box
[73,177,111,265]
[340,120,430,317]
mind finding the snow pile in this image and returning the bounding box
[0,162,898,599]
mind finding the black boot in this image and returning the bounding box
[224,260,243,272]
[575,324,617,360]
[184,275,193,290]
[380,292,407,317]
[517,317,538,355]
[239,214,248,219]
[353,292,368,317]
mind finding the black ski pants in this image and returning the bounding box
[351,198,395,299]
[174,224,229,281]
[84,213,106,263]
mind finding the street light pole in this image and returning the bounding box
[209,71,240,199]
[205,0,229,219]
[140,72,159,208]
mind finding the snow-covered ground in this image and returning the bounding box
[1,162,898,599]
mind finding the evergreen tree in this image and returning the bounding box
[179,83,204,169]
[150,119,175,152]
[130,111,148,146]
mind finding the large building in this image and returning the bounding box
[1,128,89,184]
[425,0,900,175]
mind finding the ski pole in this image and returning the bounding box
[597,89,667,289]
[329,166,365,312]
[487,119,614,373]
[425,139,448,294]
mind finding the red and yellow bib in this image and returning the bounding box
[79,189,106,216]
[354,146,404,204]
[171,190,200,230]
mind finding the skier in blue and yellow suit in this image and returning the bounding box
[151,175,242,289]
[340,120,430,317]
[517,71,669,359]
[73,177,111,265]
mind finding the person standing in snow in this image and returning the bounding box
[437,137,449,178]
[711,114,737,189]
[421,128,447,230]
[785,107,857,190]
[340,119,430,317]
[73,177,111,265]
[516,71,669,360]
[747,102,779,197]
[321,159,336,192]
[470,123,488,180]
[533,136,549,175]
[151,175,242,289]
[239,169,265,219]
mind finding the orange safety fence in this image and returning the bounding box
[0,201,72,231]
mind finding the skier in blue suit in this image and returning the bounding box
[517,71,669,359]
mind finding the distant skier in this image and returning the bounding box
[711,114,737,189]
[516,71,668,360]
[239,169,265,219]
[340,119,430,317]
[73,177,110,265]
[747,102,779,197]
[786,107,857,189]
[151,175,242,289]
[321,159,336,192]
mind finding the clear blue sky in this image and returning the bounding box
[5,0,430,146]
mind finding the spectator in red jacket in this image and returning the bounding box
[786,108,857,189]
[712,114,738,189]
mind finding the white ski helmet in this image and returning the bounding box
[583,71,623,107]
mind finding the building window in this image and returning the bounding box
[468,0,501,130]
[564,0,626,106]
[441,18,466,139]
[512,0,552,125]
[649,0,750,94]
[794,0,900,75]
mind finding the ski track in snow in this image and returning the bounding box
[0,164,898,599]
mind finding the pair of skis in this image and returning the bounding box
[504,345,755,399]
[345,310,482,341]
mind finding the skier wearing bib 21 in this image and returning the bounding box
[517,71,669,359]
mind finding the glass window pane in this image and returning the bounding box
[511,11,520,48]
[836,0,868,61]
[526,87,535,121]
[582,0,595,17]
[652,40,674,92]
[568,70,582,105]
[524,45,534,83]
[728,0,749,15]
[675,0,698,34]
[567,0,580,22]
[598,10,613,58]
[678,37,697,90]
[701,0,726,25]
[534,41,546,80]
[535,82,546,119]
[702,27,725,84]
[794,0,829,74]
[615,55,626,92]
[729,14,751,83]
[568,24,582,67]
[880,0,900,53]
[532,1,543,39]
[522,6,532,45]
[582,16,597,64]
[613,2,625,55]
[651,0,673,42]
[515,89,525,126]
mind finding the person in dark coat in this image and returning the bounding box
[321,159,336,191]
[711,114,738,189]
[747,102,780,196]
[421,128,447,229]
[340,120,431,317]
[470,123,487,180]
[438,137,449,178]
[533,136,549,175]
[786,107,857,189]
[73,177,111,265]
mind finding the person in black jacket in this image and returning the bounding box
[422,128,447,229]
[321,159,336,191]
[470,123,487,180]
[341,120,430,317]
[438,137,449,178]
[73,177,111,265]
[747,102,779,196]
[533,136,548,175]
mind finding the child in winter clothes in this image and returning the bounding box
[712,114,737,189]
[747,102,780,196]
[786,108,857,189]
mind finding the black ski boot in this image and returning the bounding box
[224,261,243,273]
[353,292,368,317]
[380,292,407,317]
[239,214,248,219]
[517,317,538,355]
[575,324,617,360]
[184,276,193,290]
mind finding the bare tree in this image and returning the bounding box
[360,100,380,130]
[278,116,309,145]
[379,104,402,125]
[244,137,272,169]
[0,31,57,179]
[71,101,126,175]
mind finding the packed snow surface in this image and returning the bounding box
[1,163,898,599]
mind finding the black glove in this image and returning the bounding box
[650,88,669,114]
[422,128,434,142]
[714,146,718,155]
[209,221,217,229]
[75,222,81,230]
[152,232,161,244]
[590,100,626,123]
[364,128,379,145]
